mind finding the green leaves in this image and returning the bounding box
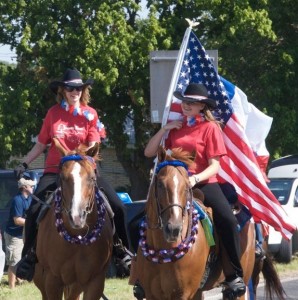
[0,0,297,190]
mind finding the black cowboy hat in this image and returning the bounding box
[49,68,94,94]
[173,83,216,109]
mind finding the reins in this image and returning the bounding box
[53,154,106,245]
[140,158,200,263]
[59,154,97,216]
[149,160,192,230]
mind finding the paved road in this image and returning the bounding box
[204,275,298,299]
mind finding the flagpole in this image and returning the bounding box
[147,21,199,192]
[161,24,193,127]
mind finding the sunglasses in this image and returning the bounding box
[182,101,198,106]
[64,86,84,92]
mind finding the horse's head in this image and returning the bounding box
[149,146,194,243]
[53,138,100,229]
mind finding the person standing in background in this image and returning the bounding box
[4,175,35,288]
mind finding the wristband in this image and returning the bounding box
[194,176,200,184]
[22,162,28,169]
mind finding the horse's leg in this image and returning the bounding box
[44,272,64,300]
[81,275,105,300]
[34,264,48,300]
[193,289,204,300]
[64,285,81,300]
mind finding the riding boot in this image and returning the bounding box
[113,233,133,277]
[15,246,37,282]
[222,276,246,298]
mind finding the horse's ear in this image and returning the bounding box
[52,137,68,156]
[86,143,100,159]
[157,145,166,162]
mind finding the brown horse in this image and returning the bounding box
[134,146,210,300]
[33,139,113,300]
[133,146,258,300]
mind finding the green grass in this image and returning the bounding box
[0,277,135,300]
[275,254,298,274]
[1,256,297,299]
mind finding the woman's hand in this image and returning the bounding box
[163,120,183,131]
[145,120,183,157]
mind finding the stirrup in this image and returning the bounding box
[255,242,266,260]
[222,277,246,298]
[113,237,133,277]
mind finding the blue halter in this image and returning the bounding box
[155,160,188,174]
[60,154,83,165]
[60,154,95,167]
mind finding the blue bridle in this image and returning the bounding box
[155,160,188,174]
[60,154,96,168]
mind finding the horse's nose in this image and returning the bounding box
[165,223,182,242]
[69,211,86,228]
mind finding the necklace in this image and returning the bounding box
[54,186,106,245]
[139,207,199,263]
[60,99,95,121]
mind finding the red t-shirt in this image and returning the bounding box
[165,119,226,183]
[38,104,101,173]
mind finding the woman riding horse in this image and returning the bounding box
[15,68,132,281]
[144,83,246,297]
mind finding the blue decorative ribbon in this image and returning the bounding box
[155,160,188,174]
[60,154,83,165]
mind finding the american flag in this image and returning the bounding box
[163,29,296,240]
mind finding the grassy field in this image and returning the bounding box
[0,256,297,300]
[0,277,135,300]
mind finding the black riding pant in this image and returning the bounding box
[198,182,243,279]
[97,176,130,249]
[22,172,130,256]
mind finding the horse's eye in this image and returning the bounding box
[157,180,165,190]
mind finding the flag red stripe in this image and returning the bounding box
[219,158,294,239]
[218,117,296,238]
[170,102,182,113]
[223,120,291,216]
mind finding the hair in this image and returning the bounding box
[56,85,92,105]
[202,105,223,129]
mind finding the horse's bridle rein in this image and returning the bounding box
[149,160,193,230]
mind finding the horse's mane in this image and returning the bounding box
[166,147,194,168]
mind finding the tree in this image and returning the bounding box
[0,1,297,198]
[0,0,166,199]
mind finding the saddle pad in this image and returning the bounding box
[193,201,215,246]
